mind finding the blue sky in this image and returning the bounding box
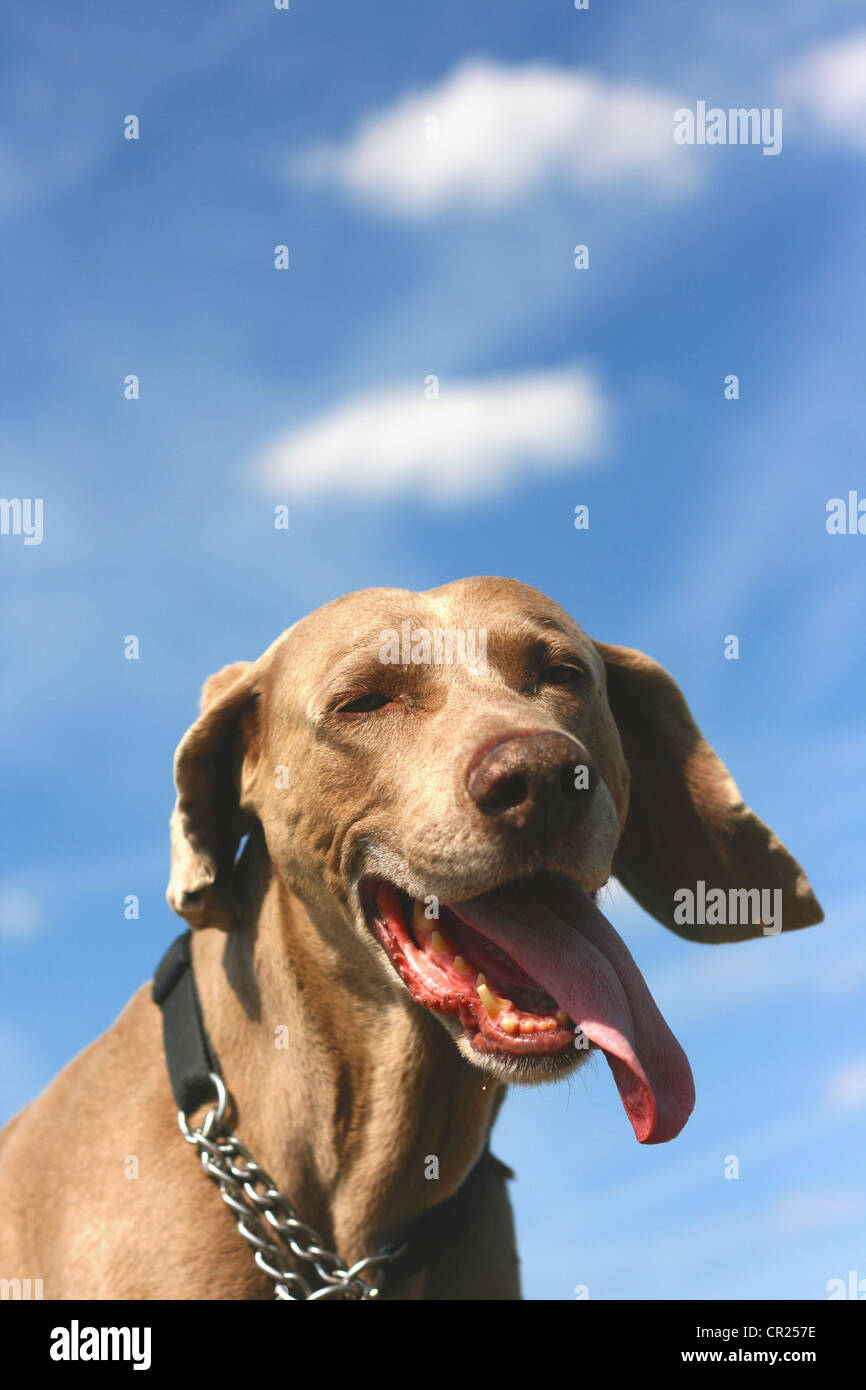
[1,0,865,1300]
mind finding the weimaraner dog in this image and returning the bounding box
[0,578,822,1299]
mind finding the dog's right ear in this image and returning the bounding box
[166,661,260,930]
[592,640,823,941]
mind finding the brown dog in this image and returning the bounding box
[0,577,822,1299]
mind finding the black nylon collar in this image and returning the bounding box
[152,930,221,1114]
[151,930,508,1293]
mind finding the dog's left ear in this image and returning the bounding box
[166,661,260,930]
[592,640,823,942]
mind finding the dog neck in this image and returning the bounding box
[189,844,503,1275]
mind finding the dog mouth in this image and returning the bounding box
[365,879,576,1057]
[362,872,696,1145]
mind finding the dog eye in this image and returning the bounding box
[541,664,586,687]
[338,692,392,714]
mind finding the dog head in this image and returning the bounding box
[167,577,822,1143]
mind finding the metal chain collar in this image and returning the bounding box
[178,1073,401,1300]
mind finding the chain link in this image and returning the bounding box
[178,1073,400,1300]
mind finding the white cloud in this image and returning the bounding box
[296,59,696,215]
[254,364,607,503]
[827,1058,866,1111]
[0,889,43,940]
[781,29,866,151]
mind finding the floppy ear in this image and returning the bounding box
[166,661,260,930]
[592,640,823,942]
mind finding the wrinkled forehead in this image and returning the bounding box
[268,579,600,695]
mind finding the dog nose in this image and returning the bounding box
[467,732,598,841]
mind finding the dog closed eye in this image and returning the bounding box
[538,663,588,687]
[337,692,396,714]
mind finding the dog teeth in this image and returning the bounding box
[453,955,471,974]
[519,1019,536,1034]
[477,982,505,1020]
[412,901,433,933]
[430,930,448,953]
[501,1015,518,1034]
[555,1010,568,1025]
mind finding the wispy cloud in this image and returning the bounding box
[296,59,696,216]
[0,848,165,945]
[641,889,866,1026]
[780,29,866,152]
[827,1057,866,1111]
[253,363,608,503]
[526,1173,865,1298]
[775,1186,864,1231]
[0,889,42,941]
[0,6,267,225]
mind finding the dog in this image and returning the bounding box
[0,577,822,1299]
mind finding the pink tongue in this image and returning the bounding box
[451,876,694,1144]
